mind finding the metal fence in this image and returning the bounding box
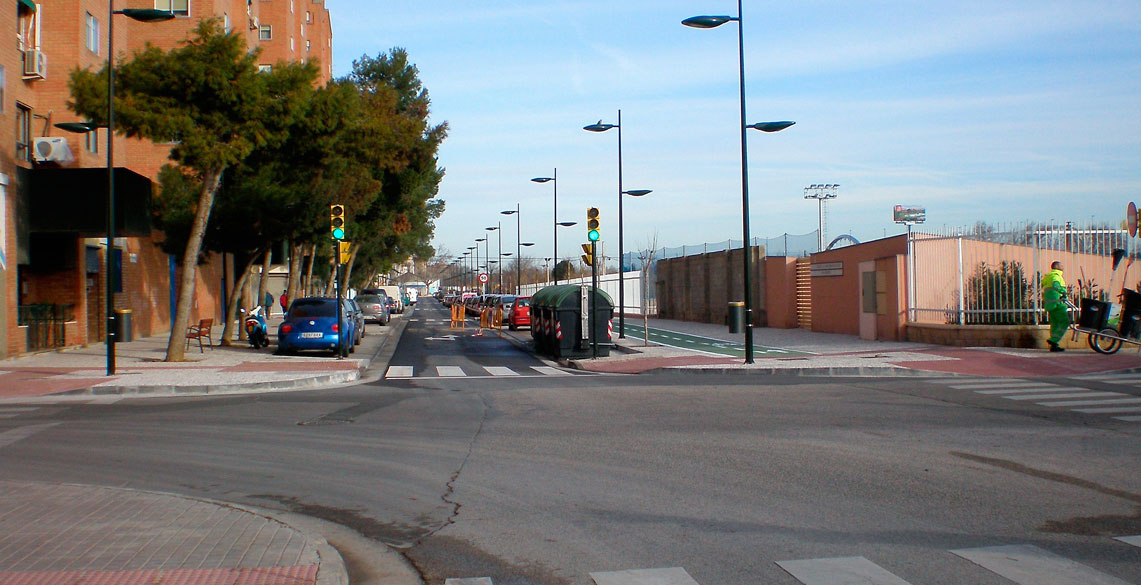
[18,303,75,351]
[909,222,1133,325]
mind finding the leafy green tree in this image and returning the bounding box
[69,20,316,361]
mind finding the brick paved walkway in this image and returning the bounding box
[0,481,329,585]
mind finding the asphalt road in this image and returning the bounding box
[1,304,1139,585]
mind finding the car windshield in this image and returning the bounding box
[357,295,383,304]
[289,300,336,318]
[517,298,529,307]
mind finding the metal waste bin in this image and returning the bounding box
[529,284,614,359]
[113,309,133,342]
[727,302,746,334]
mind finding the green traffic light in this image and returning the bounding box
[588,230,600,242]
[333,228,345,240]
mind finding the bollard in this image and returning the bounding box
[727,302,746,334]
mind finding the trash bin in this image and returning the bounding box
[113,308,133,343]
[529,284,613,359]
[1119,289,1141,339]
[727,301,746,334]
[1078,298,1111,330]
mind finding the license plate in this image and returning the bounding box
[300,332,323,339]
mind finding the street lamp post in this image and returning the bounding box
[531,170,562,285]
[487,224,501,292]
[684,3,794,364]
[57,7,174,376]
[475,237,487,293]
[501,204,524,294]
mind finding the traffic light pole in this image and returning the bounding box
[334,239,345,360]
[590,241,598,358]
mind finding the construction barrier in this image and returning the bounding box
[493,307,503,329]
[450,304,465,328]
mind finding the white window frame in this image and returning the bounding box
[86,13,100,54]
[154,0,189,16]
[85,129,99,154]
[259,25,272,40]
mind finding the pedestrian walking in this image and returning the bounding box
[263,291,274,317]
[280,290,289,314]
[1042,261,1069,352]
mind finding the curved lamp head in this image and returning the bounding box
[501,210,518,215]
[624,189,652,197]
[748,121,796,133]
[55,121,103,133]
[486,226,499,231]
[476,237,486,242]
[521,242,536,247]
[682,15,736,28]
[118,8,177,22]
[531,177,554,183]
[583,120,618,132]
[557,221,577,227]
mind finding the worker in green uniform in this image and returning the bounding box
[1041,261,1069,352]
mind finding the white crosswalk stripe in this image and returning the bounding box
[934,378,1141,421]
[777,556,914,585]
[951,544,1133,585]
[591,567,700,585]
[0,407,39,419]
[385,365,580,379]
[448,540,1141,585]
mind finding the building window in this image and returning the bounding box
[257,64,272,73]
[154,0,189,16]
[305,11,312,23]
[16,104,32,163]
[290,37,294,52]
[86,13,100,54]
[86,129,98,154]
[223,13,230,32]
[259,25,272,40]
[0,67,5,113]
[306,39,311,52]
[289,0,294,13]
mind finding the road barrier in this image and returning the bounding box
[450,304,465,329]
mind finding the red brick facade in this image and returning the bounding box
[1,0,331,359]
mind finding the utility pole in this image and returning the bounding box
[804,184,839,252]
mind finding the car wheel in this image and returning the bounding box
[509,323,517,331]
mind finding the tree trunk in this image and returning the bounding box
[287,240,304,308]
[165,169,224,362]
[255,248,272,317]
[219,252,258,346]
[324,243,336,296]
[304,241,317,296]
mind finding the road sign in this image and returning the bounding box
[1129,202,1137,238]
[478,272,489,284]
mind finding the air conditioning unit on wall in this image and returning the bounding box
[22,49,46,79]
[33,137,75,164]
[249,17,259,30]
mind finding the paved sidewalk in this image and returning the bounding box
[0,481,346,585]
[561,317,1141,377]
[0,315,399,400]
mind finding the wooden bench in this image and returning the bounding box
[185,318,214,353]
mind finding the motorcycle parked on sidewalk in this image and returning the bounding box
[242,306,270,349]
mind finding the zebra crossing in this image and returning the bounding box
[0,406,39,419]
[385,364,578,379]
[445,536,1141,585]
[935,374,1141,422]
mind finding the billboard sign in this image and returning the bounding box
[893,205,926,224]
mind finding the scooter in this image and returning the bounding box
[242,305,269,349]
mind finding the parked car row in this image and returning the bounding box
[441,292,530,330]
[275,291,411,356]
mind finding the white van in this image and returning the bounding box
[377,286,404,313]
[407,288,419,305]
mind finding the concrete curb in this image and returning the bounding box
[647,365,960,377]
[57,368,363,397]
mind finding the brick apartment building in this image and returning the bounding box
[0,0,332,359]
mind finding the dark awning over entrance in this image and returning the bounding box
[20,167,154,236]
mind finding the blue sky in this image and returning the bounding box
[328,1,1141,264]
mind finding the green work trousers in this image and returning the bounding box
[1046,304,1070,345]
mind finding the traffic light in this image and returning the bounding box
[581,243,594,266]
[330,204,346,240]
[586,207,601,241]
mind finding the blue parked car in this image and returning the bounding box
[276,297,356,356]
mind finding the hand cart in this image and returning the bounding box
[1067,293,1141,355]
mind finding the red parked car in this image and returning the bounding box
[506,296,531,330]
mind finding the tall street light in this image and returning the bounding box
[467,246,477,291]
[486,224,501,292]
[501,204,526,294]
[531,170,565,285]
[57,7,174,376]
[684,3,795,364]
[804,184,839,252]
[475,237,487,293]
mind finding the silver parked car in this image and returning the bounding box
[356,293,390,325]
